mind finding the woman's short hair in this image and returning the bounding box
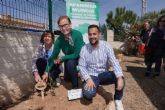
[40,30,54,43]
[157,15,165,26]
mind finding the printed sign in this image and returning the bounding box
[66,0,99,43]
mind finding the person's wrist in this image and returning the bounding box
[117,76,123,79]
[44,72,48,76]
[117,76,124,81]
[86,78,92,82]
[34,72,39,76]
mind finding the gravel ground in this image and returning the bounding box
[5,56,165,110]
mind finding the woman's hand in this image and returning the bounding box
[42,72,49,82]
[34,72,42,82]
[54,57,62,64]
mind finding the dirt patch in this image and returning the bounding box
[6,81,114,110]
[4,56,165,110]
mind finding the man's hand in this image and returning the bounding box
[116,77,124,91]
[85,78,96,91]
[34,72,41,82]
[42,72,49,82]
[54,57,62,64]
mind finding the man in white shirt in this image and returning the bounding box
[78,24,125,110]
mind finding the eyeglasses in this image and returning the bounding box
[58,23,70,29]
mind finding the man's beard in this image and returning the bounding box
[89,39,99,46]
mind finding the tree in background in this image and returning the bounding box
[140,8,165,27]
[106,7,137,41]
[137,8,165,37]
[105,7,164,55]
[99,24,107,41]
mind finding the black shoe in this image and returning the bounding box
[83,96,93,101]
[153,72,160,77]
[145,71,151,77]
[64,78,71,82]
[72,86,79,89]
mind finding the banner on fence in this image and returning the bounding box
[66,0,99,43]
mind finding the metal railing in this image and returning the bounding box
[0,0,66,31]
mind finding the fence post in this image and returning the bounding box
[48,0,52,31]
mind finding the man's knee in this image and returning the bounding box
[65,60,78,74]
[66,60,77,68]
[83,88,96,100]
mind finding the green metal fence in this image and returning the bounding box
[0,0,66,31]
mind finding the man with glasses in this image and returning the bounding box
[42,16,85,89]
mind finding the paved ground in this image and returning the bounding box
[5,56,165,110]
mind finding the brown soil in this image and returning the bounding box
[6,56,165,110]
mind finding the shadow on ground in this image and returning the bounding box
[61,77,113,106]
[126,65,165,110]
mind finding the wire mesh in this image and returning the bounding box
[0,0,66,31]
[52,0,66,30]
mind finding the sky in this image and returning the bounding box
[96,0,165,25]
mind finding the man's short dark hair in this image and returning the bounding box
[88,24,100,33]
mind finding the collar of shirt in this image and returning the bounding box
[42,44,54,52]
[65,35,74,46]
[42,44,54,58]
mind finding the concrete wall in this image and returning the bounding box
[107,29,114,42]
[109,41,124,49]
[0,27,40,106]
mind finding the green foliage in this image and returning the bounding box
[140,8,165,27]
[106,7,137,41]
[106,7,165,42]
[160,9,165,15]
[113,48,123,55]
[105,6,165,55]
[100,24,107,41]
